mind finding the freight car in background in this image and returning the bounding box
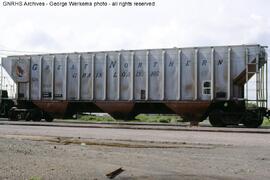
[0,90,14,117]
[1,44,269,127]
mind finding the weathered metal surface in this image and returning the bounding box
[165,101,211,120]
[3,44,266,102]
[33,101,69,114]
[95,101,135,119]
[1,44,267,118]
[95,102,135,114]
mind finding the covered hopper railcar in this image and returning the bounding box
[1,44,269,127]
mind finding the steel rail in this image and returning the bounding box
[0,120,269,134]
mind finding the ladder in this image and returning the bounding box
[245,48,268,109]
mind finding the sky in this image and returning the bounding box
[0,0,270,53]
[0,0,269,101]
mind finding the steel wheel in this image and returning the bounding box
[44,113,54,122]
[8,108,19,121]
[243,111,263,128]
[209,110,226,127]
[31,110,42,122]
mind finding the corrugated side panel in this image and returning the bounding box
[134,50,147,100]
[3,45,264,101]
[42,55,53,99]
[80,53,93,100]
[67,54,79,100]
[164,49,179,100]
[54,55,66,100]
[214,47,229,99]
[107,52,119,100]
[181,48,195,100]
[16,56,30,100]
[94,53,106,100]
[198,48,211,100]
[120,51,132,100]
[148,50,163,100]
[30,56,41,100]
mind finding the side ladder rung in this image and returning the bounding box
[247,72,258,74]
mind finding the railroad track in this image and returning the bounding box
[0,119,269,134]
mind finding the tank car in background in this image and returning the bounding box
[1,44,269,127]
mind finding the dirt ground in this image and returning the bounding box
[0,124,269,180]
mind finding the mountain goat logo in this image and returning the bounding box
[16,65,24,78]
